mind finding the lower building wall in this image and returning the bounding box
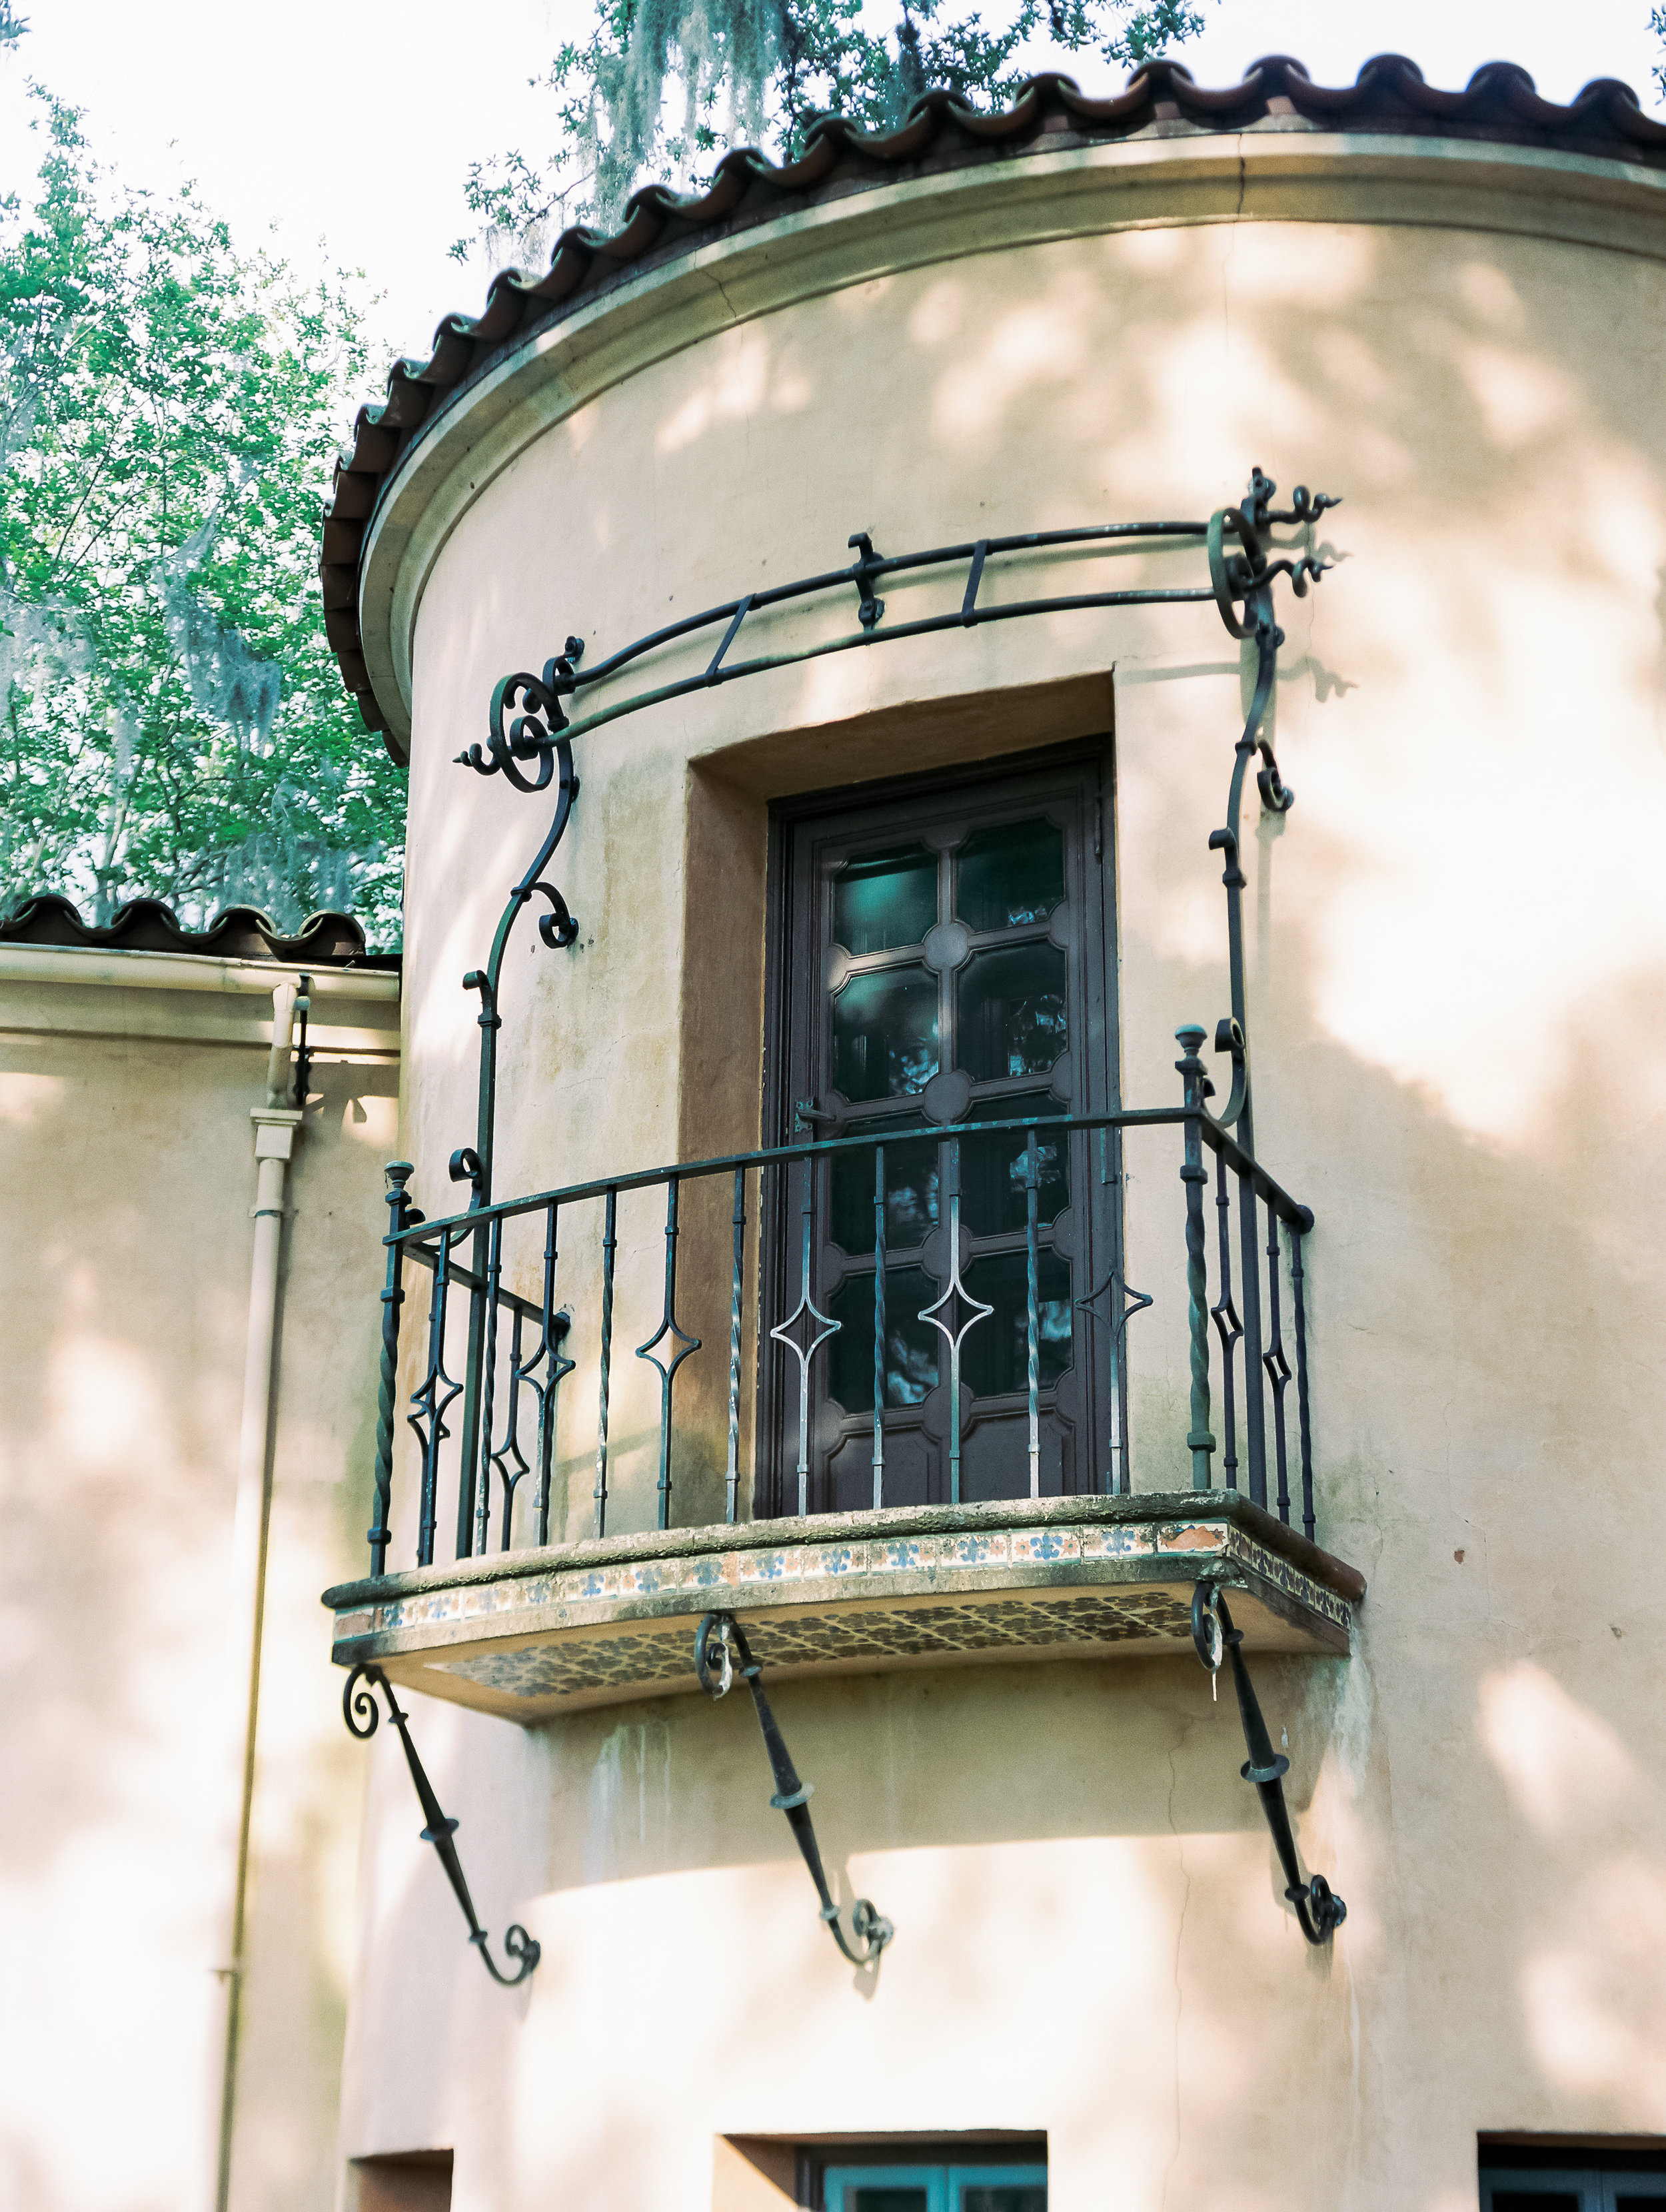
[331,1562,1666,2212]
[0,962,397,2212]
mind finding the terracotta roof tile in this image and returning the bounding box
[321,53,1666,744]
[0,893,401,968]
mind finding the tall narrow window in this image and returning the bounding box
[762,743,1118,1516]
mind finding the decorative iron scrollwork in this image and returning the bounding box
[342,1662,541,1986]
[696,1612,894,1967]
[1191,1582,1347,1946]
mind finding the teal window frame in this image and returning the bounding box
[822,2163,1048,2212]
[1480,2168,1666,2209]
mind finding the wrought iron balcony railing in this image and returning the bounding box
[365,1039,1317,1578]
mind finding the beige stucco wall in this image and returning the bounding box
[339,137,1666,2210]
[0,953,399,2212]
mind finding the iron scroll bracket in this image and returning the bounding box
[1190,1581,1346,1946]
[343,1664,540,1987]
[695,1611,894,1967]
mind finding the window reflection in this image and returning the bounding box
[961,1093,1068,1236]
[830,1127,940,1253]
[960,1251,1072,1397]
[958,818,1065,931]
[833,967,940,1099]
[833,844,937,955]
[956,943,1067,1080]
[828,1268,940,1409]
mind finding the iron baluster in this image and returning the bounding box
[532,1204,572,1548]
[1210,1150,1242,1492]
[408,1225,464,1570]
[492,1307,530,1550]
[1263,1211,1293,1527]
[1176,1028,1216,1488]
[473,1212,504,1557]
[1075,1124,1151,1494]
[1238,1167,1268,1508]
[369,1162,414,1574]
[343,1664,540,1985]
[1291,1217,1317,1542]
[725,1169,746,1525]
[695,1612,893,1966]
[872,1144,886,1511]
[768,1157,840,1517]
[1025,1128,1040,1498]
[593,1185,616,1538]
[635,1177,702,1532]
[919,1137,992,1506]
[1191,1583,1346,1945]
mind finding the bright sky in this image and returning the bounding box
[2,0,1663,374]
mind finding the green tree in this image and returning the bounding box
[458,0,1206,257]
[0,90,403,945]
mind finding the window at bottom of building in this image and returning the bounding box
[1480,2145,1666,2211]
[822,2166,1045,2212]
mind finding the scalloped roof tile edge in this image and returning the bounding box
[319,51,1666,750]
[0,891,402,968]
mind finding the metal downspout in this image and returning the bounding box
[207,981,303,2212]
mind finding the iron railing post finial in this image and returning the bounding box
[1176,1028,1216,1489]
[369,1162,415,1576]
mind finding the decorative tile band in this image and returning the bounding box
[332,1503,1354,1714]
[433,1584,1204,1704]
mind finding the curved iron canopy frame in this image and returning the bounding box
[365,465,1345,1980]
[448,463,1337,1213]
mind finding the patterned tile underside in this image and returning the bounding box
[434,1586,1198,1702]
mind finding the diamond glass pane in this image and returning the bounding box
[956,943,1068,1081]
[834,845,937,955]
[834,967,940,1100]
[958,818,1065,930]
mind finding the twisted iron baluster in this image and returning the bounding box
[919,1137,992,1507]
[695,1613,893,1965]
[409,1225,464,1570]
[726,1169,746,1525]
[594,1186,616,1538]
[369,1162,413,1574]
[872,1143,886,1511]
[1176,1029,1216,1488]
[1210,1151,1242,1492]
[473,1213,504,1557]
[1190,1583,1346,1946]
[1025,1128,1041,1498]
[1239,1166,1267,1507]
[492,1307,530,1550]
[1290,1213,1317,1542]
[342,1664,540,1985]
[1263,1211,1293,1527]
[532,1204,572,1548]
[636,1178,702,1532]
[1076,1124,1152,1494]
[768,1157,840,1518]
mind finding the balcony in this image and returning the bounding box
[323,1047,1365,1718]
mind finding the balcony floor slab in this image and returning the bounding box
[322,1492,1364,1722]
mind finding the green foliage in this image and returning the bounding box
[0,90,403,945]
[456,0,1204,255]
